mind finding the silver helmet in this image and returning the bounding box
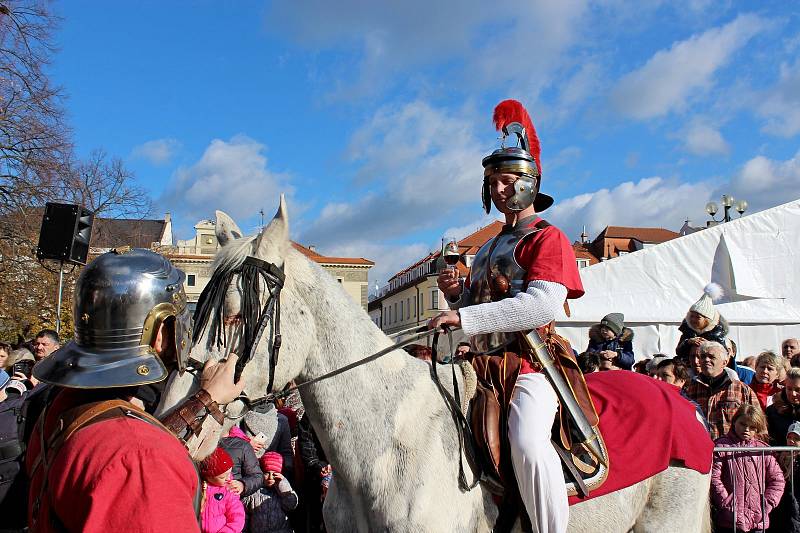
[481,99,553,214]
[33,248,192,389]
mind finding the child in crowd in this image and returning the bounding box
[750,351,784,411]
[676,283,729,358]
[586,312,634,370]
[243,451,299,533]
[711,405,785,533]
[654,359,689,388]
[769,423,800,533]
[200,447,246,533]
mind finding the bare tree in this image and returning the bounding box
[0,3,153,340]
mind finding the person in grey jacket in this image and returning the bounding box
[220,430,264,497]
[241,405,294,483]
[244,451,299,533]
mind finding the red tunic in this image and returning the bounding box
[26,391,200,533]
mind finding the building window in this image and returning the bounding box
[576,259,589,268]
[400,301,404,323]
[413,295,417,317]
[431,290,439,310]
[406,298,411,319]
[337,278,343,283]
[187,274,196,286]
[419,293,424,313]
[394,303,398,323]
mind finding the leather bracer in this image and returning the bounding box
[160,389,225,443]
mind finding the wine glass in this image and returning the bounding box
[442,237,459,274]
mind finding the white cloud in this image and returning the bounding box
[322,241,431,287]
[267,1,589,101]
[159,135,292,230]
[301,101,484,248]
[131,138,181,165]
[757,60,800,137]
[610,14,768,119]
[683,122,730,155]
[547,176,716,240]
[726,150,800,211]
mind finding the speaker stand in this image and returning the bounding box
[56,261,65,334]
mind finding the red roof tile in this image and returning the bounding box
[600,226,679,243]
[292,242,374,266]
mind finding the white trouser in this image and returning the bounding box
[508,373,568,533]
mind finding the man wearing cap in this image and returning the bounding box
[587,313,635,370]
[25,249,245,532]
[429,100,584,533]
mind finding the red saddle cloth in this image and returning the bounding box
[568,371,713,505]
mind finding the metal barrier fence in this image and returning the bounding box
[712,445,798,533]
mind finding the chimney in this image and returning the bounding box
[580,225,588,244]
[309,245,316,252]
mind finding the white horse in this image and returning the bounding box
[159,197,712,532]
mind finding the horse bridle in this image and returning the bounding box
[192,255,286,413]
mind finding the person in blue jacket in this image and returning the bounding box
[587,312,634,370]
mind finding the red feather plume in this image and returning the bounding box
[492,99,541,171]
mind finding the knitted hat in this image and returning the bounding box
[259,451,283,473]
[200,447,233,478]
[600,313,624,337]
[788,422,800,438]
[690,283,724,321]
[242,406,279,443]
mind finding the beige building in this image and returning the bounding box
[369,221,504,335]
[168,220,374,312]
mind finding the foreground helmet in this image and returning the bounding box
[34,248,192,389]
[481,99,554,214]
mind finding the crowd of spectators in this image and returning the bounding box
[574,288,800,533]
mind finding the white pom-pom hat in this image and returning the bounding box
[690,283,724,321]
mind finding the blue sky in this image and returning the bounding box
[51,1,800,285]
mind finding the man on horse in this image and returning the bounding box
[429,100,584,533]
[25,248,245,532]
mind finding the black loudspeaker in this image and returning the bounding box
[36,202,95,265]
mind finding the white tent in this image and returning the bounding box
[556,199,800,361]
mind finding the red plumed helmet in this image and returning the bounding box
[492,99,541,172]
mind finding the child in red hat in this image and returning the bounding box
[242,451,298,532]
[199,446,246,533]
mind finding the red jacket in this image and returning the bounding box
[26,391,200,533]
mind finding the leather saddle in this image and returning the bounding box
[467,326,608,532]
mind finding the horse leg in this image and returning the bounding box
[323,476,369,533]
[633,464,711,533]
[568,480,650,533]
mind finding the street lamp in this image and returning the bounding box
[706,194,748,225]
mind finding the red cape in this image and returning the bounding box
[568,371,713,505]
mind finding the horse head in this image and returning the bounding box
[159,195,317,458]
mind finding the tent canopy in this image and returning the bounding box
[556,199,800,359]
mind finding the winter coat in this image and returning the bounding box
[587,325,635,370]
[767,390,800,446]
[220,436,263,497]
[243,478,299,533]
[676,314,729,357]
[201,482,246,533]
[711,433,785,531]
[751,381,782,412]
[769,456,800,533]
[268,413,294,481]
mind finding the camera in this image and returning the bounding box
[12,359,35,379]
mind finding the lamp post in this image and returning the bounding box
[706,195,747,225]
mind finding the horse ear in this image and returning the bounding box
[255,194,290,261]
[215,210,243,248]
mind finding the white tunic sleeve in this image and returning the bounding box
[459,280,567,337]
